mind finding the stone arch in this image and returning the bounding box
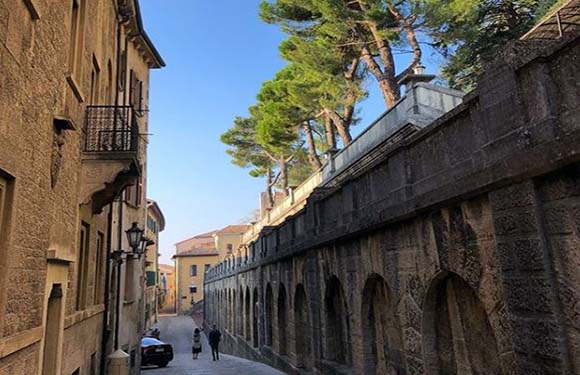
[361,273,405,375]
[294,284,313,369]
[214,290,218,326]
[277,284,288,355]
[226,289,230,331]
[324,275,352,366]
[238,286,244,336]
[245,286,251,340]
[253,287,259,347]
[233,289,238,333]
[422,271,501,375]
[265,283,274,346]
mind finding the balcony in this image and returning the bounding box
[84,105,140,156]
[80,106,143,214]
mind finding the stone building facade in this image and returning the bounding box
[174,225,248,315]
[144,199,165,331]
[158,264,175,314]
[0,1,163,374]
[204,30,580,375]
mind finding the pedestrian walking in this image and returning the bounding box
[192,328,202,359]
[208,324,222,361]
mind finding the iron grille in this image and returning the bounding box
[84,106,139,153]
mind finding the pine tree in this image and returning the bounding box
[260,0,424,108]
[423,0,559,90]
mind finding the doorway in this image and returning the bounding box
[42,283,63,375]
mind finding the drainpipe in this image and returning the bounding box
[100,203,114,375]
[115,198,124,350]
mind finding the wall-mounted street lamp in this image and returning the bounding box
[111,221,145,351]
[126,221,145,254]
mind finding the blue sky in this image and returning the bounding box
[140,1,444,264]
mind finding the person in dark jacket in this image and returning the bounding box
[208,324,222,361]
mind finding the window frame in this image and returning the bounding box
[76,222,90,311]
[68,0,85,80]
[190,264,197,277]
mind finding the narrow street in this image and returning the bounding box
[142,315,284,374]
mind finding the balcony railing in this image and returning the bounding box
[84,105,139,154]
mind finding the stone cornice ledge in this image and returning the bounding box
[64,305,105,329]
[0,326,42,359]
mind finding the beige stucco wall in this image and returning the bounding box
[215,232,244,260]
[175,255,218,314]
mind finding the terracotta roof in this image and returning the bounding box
[159,264,174,273]
[174,230,216,246]
[173,248,219,258]
[216,224,250,235]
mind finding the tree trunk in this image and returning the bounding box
[302,121,322,170]
[326,110,352,146]
[360,44,400,108]
[278,157,288,197]
[390,9,422,80]
[324,114,337,150]
[265,167,274,209]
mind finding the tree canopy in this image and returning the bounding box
[222,0,560,208]
[424,0,559,90]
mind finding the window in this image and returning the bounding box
[189,285,197,294]
[68,0,85,78]
[190,265,197,277]
[124,179,142,207]
[106,60,113,104]
[90,352,97,375]
[226,243,233,253]
[89,56,100,105]
[0,176,8,240]
[147,215,157,233]
[93,231,104,304]
[76,222,90,310]
[204,264,211,272]
[129,70,144,114]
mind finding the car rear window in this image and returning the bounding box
[142,337,163,346]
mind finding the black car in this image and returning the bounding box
[141,337,174,368]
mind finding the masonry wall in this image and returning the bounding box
[205,35,580,375]
[0,0,159,373]
[0,1,117,373]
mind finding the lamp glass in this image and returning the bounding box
[126,222,144,251]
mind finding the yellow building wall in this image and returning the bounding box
[175,254,218,314]
[215,233,244,260]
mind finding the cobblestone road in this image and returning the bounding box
[142,315,285,375]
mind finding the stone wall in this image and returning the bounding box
[0,0,162,373]
[204,34,580,375]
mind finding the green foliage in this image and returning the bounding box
[423,0,559,90]
[220,115,271,178]
[255,66,307,156]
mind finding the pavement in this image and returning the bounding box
[142,315,285,374]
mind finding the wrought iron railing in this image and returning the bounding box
[84,105,139,153]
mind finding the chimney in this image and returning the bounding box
[398,63,436,91]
